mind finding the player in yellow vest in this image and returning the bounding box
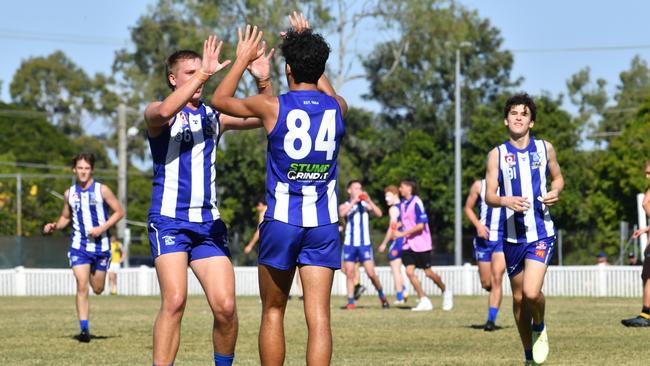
[109,235,124,295]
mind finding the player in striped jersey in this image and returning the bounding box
[43,153,124,343]
[379,185,409,304]
[145,35,271,366]
[485,93,564,365]
[464,179,505,331]
[340,180,388,309]
[211,13,346,365]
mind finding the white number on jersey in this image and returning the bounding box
[284,109,337,160]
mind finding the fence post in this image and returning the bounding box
[15,266,26,296]
[462,262,473,295]
[598,264,607,296]
[138,265,150,296]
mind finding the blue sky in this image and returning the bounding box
[2,0,649,118]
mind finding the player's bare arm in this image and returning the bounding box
[145,35,231,135]
[485,147,529,212]
[642,187,650,216]
[379,206,400,252]
[364,193,383,217]
[464,180,489,240]
[87,185,124,238]
[43,189,72,234]
[338,201,358,217]
[211,25,278,132]
[541,140,564,206]
[393,222,424,239]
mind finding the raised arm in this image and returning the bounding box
[145,35,231,136]
[211,25,277,131]
[464,180,488,240]
[87,185,125,238]
[43,189,72,234]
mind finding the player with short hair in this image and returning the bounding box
[394,179,453,311]
[485,93,564,365]
[145,35,271,365]
[464,179,506,331]
[621,160,650,327]
[211,13,347,365]
[340,180,389,309]
[378,185,408,304]
[43,152,124,343]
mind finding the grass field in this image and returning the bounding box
[0,294,647,365]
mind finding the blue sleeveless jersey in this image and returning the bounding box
[68,181,110,252]
[497,137,555,244]
[148,102,221,223]
[343,200,371,246]
[478,179,505,242]
[265,90,345,227]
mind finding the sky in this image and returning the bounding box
[2,1,650,121]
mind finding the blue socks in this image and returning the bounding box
[532,321,545,332]
[377,289,385,299]
[214,352,234,366]
[348,297,355,305]
[80,319,89,332]
[487,307,499,323]
[396,291,404,301]
[524,349,533,361]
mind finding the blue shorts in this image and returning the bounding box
[473,237,504,263]
[258,220,341,270]
[68,248,111,272]
[503,237,555,277]
[343,244,374,263]
[148,215,230,261]
[387,238,404,261]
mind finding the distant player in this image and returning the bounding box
[43,153,124,342]
[211,13,346,365]
[485,93,564,365]
[394,179,453,311]
[621,160,650,327]
[340,180,389,309]
[108,235,124,295]
[464,179,505,331]
[378,185,408,304]
[145,35,271,365]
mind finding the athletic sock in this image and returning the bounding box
[396,291,404,301]
[640,307,650,319]
[531,321,545,332]
[524,349,533,361]
[214,352,234,366]
[348,297,355,305]
[377,289,385,299]
[487,307,499,323]
[80,319,89,332]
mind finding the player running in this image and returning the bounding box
[378,185,409,304]
[43,153,124,342]
[485,93,564,365]
[464,179,505,331]
[211,13,347,366]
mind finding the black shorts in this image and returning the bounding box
[402,249,432,269]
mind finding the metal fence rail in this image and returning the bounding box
[0,265,643,297]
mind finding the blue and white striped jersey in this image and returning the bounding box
[343,201,371,246]
[478,179,505,242]
[264,90,345,227]
[148,103,220,223]
[68,181,110,252]
[497,137,555,244]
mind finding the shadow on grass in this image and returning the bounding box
[69,334,118,341]
[467,323,507,331]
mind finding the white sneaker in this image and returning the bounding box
[411,297,433,311]
[532,325,549,364]
[442,290,453,311]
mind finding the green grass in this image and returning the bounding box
[0,294,646,365]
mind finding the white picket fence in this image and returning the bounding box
[0,264,643,297]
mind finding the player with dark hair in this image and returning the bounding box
[485,93,564,365]
[212,13,347,365]
[43,153,124,342]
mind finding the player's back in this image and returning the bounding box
[265,90,345,227]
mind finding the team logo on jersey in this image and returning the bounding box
[88,192,97,205]
[530,152,542,169]
[162,235,176,246]
[504,153,517,167]
[179,112,189,127]
[287,163,331,181]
